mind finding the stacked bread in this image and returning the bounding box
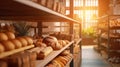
[0,32,33,53]
[46,50,72,67]
[33,36,70,59]
[1,51,37,67]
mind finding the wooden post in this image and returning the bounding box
[69,0,74,67]
[37,22,42,37]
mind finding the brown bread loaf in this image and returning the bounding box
[37,46,53,59]
[1,40,15,51]
[10,39,22,49]
[0,33,8,41]
[17,37,28,47]
[5,32,15,40]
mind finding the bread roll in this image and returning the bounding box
[35,42,47,48]
[17,37,28,47]
[2,40,15,51]
[60,50,70,56]
[23,36,33,45]
[11,39,22,49]
[42,36,61,50]
[0,33,8,41]
[5,32,15,40]
[37,46,53,59]
[55,58,65,67]
[0,43,5,53]
[55,57,66,66]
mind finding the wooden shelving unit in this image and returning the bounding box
[0,0,81,67]
[97,15,120,63]
[36,41,74,67]
[0,45,34,59]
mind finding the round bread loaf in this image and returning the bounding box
[2,40,15,51]
[11,39,22,48]
[0,33,8,41]
[17,37,28,47]
[0,43,5,53]
[42,36,61,50]
[5,32,15,40]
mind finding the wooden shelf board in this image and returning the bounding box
[0,0,80,23]
[0,45,34,59]
[75,38,82,45]
[36,41,74,67]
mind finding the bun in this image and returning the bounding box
[11,39,22,48]
[0,33,8,41]
[5,32,15,40]
[17,37,28,47]
[0,43,5,53]
[23,36,33,45]
[2,40,15,51]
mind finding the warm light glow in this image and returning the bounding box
[73,0,98,29]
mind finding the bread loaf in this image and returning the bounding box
[23,36,33,45]
[0,33,8,41]
[37,46,53,59]
[7,54,22,67]
[60,50,70,56]
[0,43,5,53]
[10,39,22,49]
[35,41,47,48]
[17,37,28,47]
[1,40,15,51]
[5,32,15,40]
[25,51,37,67]
[20,53,30,67]
[42,36,62,50]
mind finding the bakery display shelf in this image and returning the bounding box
[0,45,34,59]
[0,0,80,23]
[110,26,120,30]
[36,41,74,67]
[101,36,120,39]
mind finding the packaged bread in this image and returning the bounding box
[10,39,22,49]
[5,32,15,40]
[0,33,8,41]
[0,61,8,67]
[1,40,15,51]
[0,43,5,53]
[37,46,53,59]
[17,37,28,47]
[23,36,33,45]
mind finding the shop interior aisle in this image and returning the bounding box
[81,46,112,67]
